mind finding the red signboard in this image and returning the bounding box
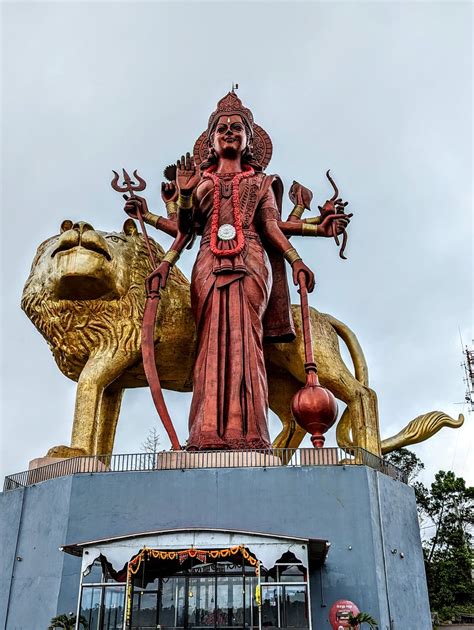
[329,599,360,629]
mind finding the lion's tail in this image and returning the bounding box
[324,314,369,386]
[381,411,465,454]
[323,313,380,451]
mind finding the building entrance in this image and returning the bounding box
[78,547,310,630]
[130,561,258,630]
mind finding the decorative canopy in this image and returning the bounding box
[61,528,330,573]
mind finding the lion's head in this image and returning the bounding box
[21,219,187,381]
[23,218,148,301]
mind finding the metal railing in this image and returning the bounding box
[3,447,407,491]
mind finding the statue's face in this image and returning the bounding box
[212,115,248,159]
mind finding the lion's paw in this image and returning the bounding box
[46,445,88,459]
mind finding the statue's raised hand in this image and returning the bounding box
[161,181,178,204]
[289,181,313,210]
[176,152,200,195]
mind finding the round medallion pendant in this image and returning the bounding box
[217,224,236,241]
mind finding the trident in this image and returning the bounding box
[111,169,181,451]
[111,169,158,268]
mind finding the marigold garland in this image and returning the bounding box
[126,544,259,622]
[204,165,254,258]
[127,544,257,576]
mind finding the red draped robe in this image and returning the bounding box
[187,172,294,450]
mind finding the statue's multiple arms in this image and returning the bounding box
[141,153,200,294]
[278,211,351,237]
[260,183,351,291]
[123,153,201,294]
[281,179,352,242]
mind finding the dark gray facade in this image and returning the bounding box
[0,465,431,629]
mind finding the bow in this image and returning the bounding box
[111,169,181,450]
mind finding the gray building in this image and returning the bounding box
[1,450,431,629]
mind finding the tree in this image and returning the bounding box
[384,447,424,484]
[417,470,474,621]
[48,613,88,629]
[140,426,161,468]
[141,426,160,453]
[385,450,474,622]
[385,448,427,526]
[348,611,378,628]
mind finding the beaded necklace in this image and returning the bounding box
[204,164,254,258]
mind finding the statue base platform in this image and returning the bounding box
[156,449,282,469]
[1,462,431,629]
[28,456,107,483]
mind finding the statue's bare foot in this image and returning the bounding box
[46,445,88,459]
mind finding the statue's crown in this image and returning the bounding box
[194,90,272,170]
[207,91,254,138]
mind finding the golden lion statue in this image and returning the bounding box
[22,219,463,458]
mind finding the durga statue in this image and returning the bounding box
[124,89,350,451]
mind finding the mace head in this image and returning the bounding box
[291,382,338,448]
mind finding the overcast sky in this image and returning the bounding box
[1,1,472,489]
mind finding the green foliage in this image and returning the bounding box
[385,447,424,484]
[347,611,378,628]
[418,470,474,622]
[387,449,474,621]
[48,613,88,630]
[386,451,474,622]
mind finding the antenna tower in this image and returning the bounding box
[462,343,474,411]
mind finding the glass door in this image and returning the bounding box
[80,585,102,630]
[261,585,280,628]
[260,584,309,630]
[126,560,271,630]
[281,585,309,630]
[215,575,245,628]
[102,585,125,630]
[188,576,215,628]
[131,586,158,629]
[80,584,125,630]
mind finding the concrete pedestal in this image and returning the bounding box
[0,464,431,629]
[155,449,282,469]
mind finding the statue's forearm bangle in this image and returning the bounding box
[144,212,160,228]
[162,250,180,266]
[177,193,193,210]
[166,201,178,216]
[302,223,318,236]
[304,216,322,225]
[283,247,302,265]
[289,204,305,220]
